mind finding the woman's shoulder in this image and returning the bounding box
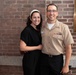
[23,26,31,31]
[21,26,29,34]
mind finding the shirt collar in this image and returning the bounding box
[44,20,60,29]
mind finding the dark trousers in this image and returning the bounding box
[40,53,63,75]
[22,50,41,75]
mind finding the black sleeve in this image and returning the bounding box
[40,33,42,44]
[20,29,29,44]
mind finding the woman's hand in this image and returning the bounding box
[37,44,42,50]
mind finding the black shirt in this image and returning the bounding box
[20,25,42,46]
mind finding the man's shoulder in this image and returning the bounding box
[57,20,69,32]
[58,21,68,28]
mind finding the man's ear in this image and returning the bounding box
[45,11,47,20]
[57,12,58,17]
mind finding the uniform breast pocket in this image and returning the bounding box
[53,33,63,41]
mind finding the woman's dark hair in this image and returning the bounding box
[26,11,42,32]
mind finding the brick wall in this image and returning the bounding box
[0,65,76,75]
[0,65,23,75]
[0,0,76,75]
[0,0,45,55]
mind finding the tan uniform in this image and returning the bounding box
[41,20,74,55]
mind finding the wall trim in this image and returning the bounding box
[0,56,23,66]
[0,55,76,67]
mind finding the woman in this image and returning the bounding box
[20,9,42,75]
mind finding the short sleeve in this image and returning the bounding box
[63,25,74,45]
[20,29,29,44]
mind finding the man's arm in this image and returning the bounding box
[61,44,72,74]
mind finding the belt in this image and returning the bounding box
[43,53,62,57]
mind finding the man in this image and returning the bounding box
[40,3,74,75]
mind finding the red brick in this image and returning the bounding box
[0,65,23,75]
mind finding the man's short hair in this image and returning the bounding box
[46,3,58,11]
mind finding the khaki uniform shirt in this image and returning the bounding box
[41,20,74,55]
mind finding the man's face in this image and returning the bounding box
[46,5,58,23]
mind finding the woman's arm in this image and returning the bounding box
[20,40,42,52]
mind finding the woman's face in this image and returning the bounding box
[30,12,41,26]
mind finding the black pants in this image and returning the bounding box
[40,53,63,75]
[22,50,41,75]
